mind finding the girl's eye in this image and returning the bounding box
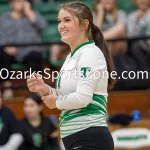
[65,19,71,22]
[58,18,71,23]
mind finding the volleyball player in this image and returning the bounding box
[27,1,115,150]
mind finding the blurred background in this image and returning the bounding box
[0,0,150,150]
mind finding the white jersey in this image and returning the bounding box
[55,40,108,138]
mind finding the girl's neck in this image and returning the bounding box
[70,37,89,53]
[28,115,41,127]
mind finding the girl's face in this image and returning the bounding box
[24,98,42,119]
[101,0,116,12]
[58,9,84,45]
[135,0,150,10]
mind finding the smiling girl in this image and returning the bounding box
[27,1,115,150]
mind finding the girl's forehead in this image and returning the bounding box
[59,9,70,15]
[58,9,75,18]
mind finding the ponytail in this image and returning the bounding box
[90,23,115,90]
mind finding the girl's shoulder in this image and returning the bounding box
[79,43,103,57]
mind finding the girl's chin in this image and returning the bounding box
[61,37,70,43]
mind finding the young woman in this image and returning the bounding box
[20,93,58,150]
[0,91,23,150]
[27,1,115,150]
[93,0,126,40]
[127,0,150,37]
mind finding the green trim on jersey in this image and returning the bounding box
[56,70,64,89]
[57,72,61,89]
[59,94,107,126]
[71,40,94,57]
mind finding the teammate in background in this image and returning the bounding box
[20,93,59,150]
[27,1,115,150]
[0,91,23,150]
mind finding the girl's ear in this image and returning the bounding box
[82,19,90,31]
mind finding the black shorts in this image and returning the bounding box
[62,126,114,150]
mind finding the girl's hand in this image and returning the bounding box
[96,2,104,15]
[42,91,57,109]
[27,73,49,96]
[4,47,17,56]
[23,1,32,14]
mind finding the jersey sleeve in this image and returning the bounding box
[56,46,107,110]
